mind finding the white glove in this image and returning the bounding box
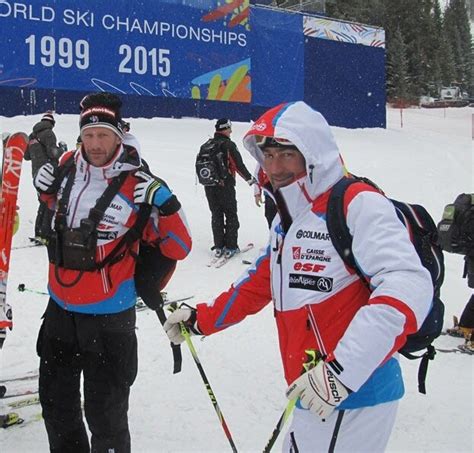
[286,360,349,421]
[134,171,172,207]
[0,302,12,349]
[163,306,199,345]
[34,162,56,192]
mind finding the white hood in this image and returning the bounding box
[243,101,345,201]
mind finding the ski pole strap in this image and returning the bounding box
[153,293,182,374]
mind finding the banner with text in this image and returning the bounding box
[0,0,251,102]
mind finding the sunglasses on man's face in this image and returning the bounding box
[254,135,296,149]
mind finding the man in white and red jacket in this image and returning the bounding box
[165,102,432,452]
[33,92,192,452]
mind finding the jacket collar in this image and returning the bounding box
[75,143,141,179]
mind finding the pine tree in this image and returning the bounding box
[324,0,473,98]
[441,0,472,92]
[439,35,456,86]
[386,27,409,101]
[429,1,444,95]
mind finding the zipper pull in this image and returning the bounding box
[309,164,315,184]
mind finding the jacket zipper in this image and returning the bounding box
[277,236,284,311]
[306,305,327,355]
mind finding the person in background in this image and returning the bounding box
[446,296,474,350]
[25,112,63,178]
[164,101,432,452]
[204,118,255,259]
[24,112,65,240]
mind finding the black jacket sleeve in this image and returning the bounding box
[227,140,252,181]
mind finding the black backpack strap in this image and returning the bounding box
[400,345,436,394]
[97,203,152,269]
[327,177,370,288]
[88,171,129,226]
[54,163,77,231]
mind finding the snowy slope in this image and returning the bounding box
[0,106,472,452]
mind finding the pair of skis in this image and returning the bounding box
[1,371,40,429]
[207,243,254,268]
[0,132,28,348]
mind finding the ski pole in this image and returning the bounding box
[17,284,48,296]
[262,398,296,453]
[179,320,238,453]
[262,349,322,452]
[17,284,192,308]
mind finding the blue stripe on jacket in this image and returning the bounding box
[49,278,137,314]
[339,357,404,409]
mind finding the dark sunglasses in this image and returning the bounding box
[254,135,297,149]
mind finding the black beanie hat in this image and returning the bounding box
[215,118,232,131]
[79,92,123,138]
[41,111,55,125]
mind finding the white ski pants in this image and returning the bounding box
[283,400,398,453]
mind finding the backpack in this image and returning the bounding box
[437,193,474,288]
[195,138,227,186]
[326,176,445,394]
[437,193,474,255]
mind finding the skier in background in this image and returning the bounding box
[202,118,255,259]
[24,112,63,178]
[24,112,66,241]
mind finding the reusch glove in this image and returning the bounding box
[134,170,173,208]
[286,360,350,421]
[34,162,57,193]
[163,306,200,345]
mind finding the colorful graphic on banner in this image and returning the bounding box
[202,0,250,30]
[191,58,250,102]
[0,0,250,102]
[303,16,385,48]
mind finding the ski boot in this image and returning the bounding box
[446,316,465,338]
[1,412,24,428]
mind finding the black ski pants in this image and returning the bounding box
[205,184,239,250]
[37,299,138,453]
[263,194,277,229]
[460,294,474,328]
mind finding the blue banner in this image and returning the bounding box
[250,7,304,106]
[0,0,251,102]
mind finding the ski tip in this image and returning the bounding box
[6,132,28,144]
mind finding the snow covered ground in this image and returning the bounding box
[0,105,472,452]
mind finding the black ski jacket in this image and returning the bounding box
[213,133,252,186]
